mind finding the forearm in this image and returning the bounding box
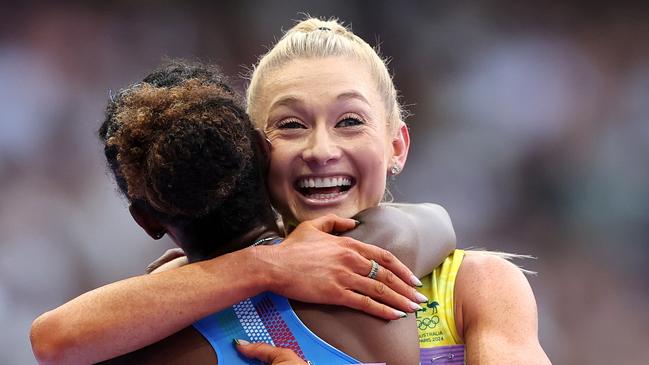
[30,247,270,365]
[30,215,427,364]
[387,203,456,275]
[347,203,456,276]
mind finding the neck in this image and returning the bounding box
[184,220,281,263]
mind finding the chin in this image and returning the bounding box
[293,205,358,222]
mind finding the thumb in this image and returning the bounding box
[234,339,306,364]
[308,214,358,234]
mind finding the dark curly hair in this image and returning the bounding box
[99,60,273,258]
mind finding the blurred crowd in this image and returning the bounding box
[1,1,647,363]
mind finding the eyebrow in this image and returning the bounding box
[269,91,371,112]
[336,91,371,106]
[270,95,304,110]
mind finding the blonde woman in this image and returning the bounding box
[244,17,550,364]
[30,60,454,365]
[31,17,550,365]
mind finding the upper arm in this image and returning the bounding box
[456,253,551,365]
[399,203,456,276]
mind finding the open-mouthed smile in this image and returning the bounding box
[294,175,355,202]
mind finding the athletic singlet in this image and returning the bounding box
[192,236,383,364]
[416,249,466,364]
[193,291,370,364]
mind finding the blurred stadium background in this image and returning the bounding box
[1,1,647,363]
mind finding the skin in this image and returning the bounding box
[236,341,306,364]
[31,213,441,365]
[29,60,454,363]
[249,56,551,364]
[98,206,454,365]
[240,254,551,365]
[455,252,551,364]
[261,57,409,224]
[104,55,551,365]
[31,48,552,364]
[252,56,420,363]
[92,57,440,364]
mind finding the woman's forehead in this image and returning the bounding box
[268,56,370,79]
[259,57,384,112]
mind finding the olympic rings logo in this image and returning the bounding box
[417,315,440,330]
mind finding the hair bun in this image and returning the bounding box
[290,17,348,35]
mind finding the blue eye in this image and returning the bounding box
[278,120,306,129]
[336,117,364,127]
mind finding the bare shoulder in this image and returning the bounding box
[456,251,537,326]
[455,251,551,364]
[457,251,532,296]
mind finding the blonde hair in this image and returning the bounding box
[246,17,406,134]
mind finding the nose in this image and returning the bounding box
[301,125,341,166]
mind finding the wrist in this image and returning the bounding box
[247,245,284,294]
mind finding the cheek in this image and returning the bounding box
[267,153,290,195]
[266,144,300,208]
[352,144,390,203]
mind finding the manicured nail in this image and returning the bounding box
[415,292,429,303]
[409,301,423,311]
[410,275,423,287]
[233,338,250,345]
[394,309,408,318]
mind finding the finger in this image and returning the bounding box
[348,272,423,314]
[151,255,189,274]
[307,214,357,234]
[369,259,427,307]
[346,239,422,287]
[235,340,306,364]
[146,248,186,273]
[342,291,409,320]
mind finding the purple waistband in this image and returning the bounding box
[420,345,465,364]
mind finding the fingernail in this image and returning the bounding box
[394,309,408,318]
[409,301,423,311]
[233,338,250,345]
[410,275,423,287]
[415,292,429,303]
[353,219,361,227]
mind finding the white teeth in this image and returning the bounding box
[310,192,344,200]
[298,176,352,188]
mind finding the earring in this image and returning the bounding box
[390,164,401,175]
[153,231,165,240]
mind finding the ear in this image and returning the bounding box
[390,122,410,173]
[129,202,166,240]
[252,128,271,175]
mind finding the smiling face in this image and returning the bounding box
[256,56,408,224]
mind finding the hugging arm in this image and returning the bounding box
[31,246,272,365]
[30,215,421,365]
[345,203,456,277]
